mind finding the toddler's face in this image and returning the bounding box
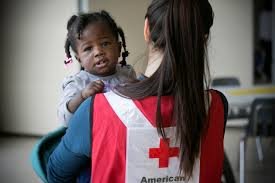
[76,22,121,76]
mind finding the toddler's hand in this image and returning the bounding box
[81,80,104,99]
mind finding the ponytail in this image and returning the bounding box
[164,0,208,177]
[117,0,213,178]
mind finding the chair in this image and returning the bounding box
[30,127,66,183]
[211,77,241,119]
[211,77,240,87]
[239,97,275,183]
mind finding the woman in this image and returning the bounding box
[47,0,227,182]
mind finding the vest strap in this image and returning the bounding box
[104,91,154,128]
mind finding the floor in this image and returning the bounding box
[0,135,40,183]
[0,122,274,183]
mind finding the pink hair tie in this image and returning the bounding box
[64,56,73,65]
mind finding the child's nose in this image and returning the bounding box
[94,46,104,57]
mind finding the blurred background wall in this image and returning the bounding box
[0,0,273,135]
[209,0,253,87]
[0,0,80,135]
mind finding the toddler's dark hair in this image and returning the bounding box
[64,10,129,67]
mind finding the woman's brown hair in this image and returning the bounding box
[117,0,214,178]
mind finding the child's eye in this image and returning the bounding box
[84,46,92,52]
[102,42,111,47]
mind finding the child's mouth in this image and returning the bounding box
[95,60,107,68]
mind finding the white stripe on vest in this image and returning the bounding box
[104,91,200,183]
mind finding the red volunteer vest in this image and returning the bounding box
[91,90,224,183]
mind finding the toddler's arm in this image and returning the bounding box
[67,80,104,114]
[58,76,104,126]
[58,76,81,126]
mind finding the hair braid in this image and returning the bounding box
[64,38,71,64]
[117,27,129,66]
[64,15,78,64]
[100,10,129,66]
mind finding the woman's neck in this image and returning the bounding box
[144,46,163,77]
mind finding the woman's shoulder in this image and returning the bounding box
[207,89,228,129]
[205,89,228,115]
[208,89,228,106]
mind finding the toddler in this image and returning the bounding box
[58,11,136,126]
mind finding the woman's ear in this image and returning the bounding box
[144,18,150,43]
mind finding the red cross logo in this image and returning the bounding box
[149,138,180,168]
